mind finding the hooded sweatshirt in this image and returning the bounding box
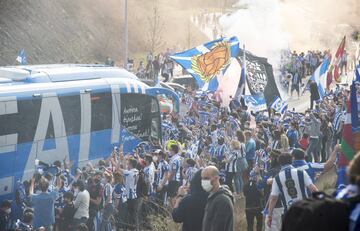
[202,185,234,231]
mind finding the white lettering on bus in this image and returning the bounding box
[78,92,91,166]
[111,85,121,144]
[23,94,69,180]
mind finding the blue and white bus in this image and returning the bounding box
[0,64,179,200]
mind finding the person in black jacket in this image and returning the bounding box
[309,80,320,109]
[243,171,264,231]
[59,191,75,231]
[172,170,208,231]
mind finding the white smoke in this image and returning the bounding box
[220,0,360,67]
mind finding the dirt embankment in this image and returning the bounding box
[0,0,228,66]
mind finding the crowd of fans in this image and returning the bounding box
[1,69,360,231]
[135,49,176,82]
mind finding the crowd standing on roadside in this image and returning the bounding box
[1,60,360,231]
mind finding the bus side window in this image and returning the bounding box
[91,92,112,132]
[59,95,81,136]
[0,98,42,144]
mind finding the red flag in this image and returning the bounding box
[333,36,346,83]
[326,65,333,89]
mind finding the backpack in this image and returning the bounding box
[282,192,350,231]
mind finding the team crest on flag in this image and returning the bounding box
[191,41,231,83]
[171,37,240,92]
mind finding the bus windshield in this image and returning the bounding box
[121,93,161,142]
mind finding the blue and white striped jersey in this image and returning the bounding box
[271,165,313,210]
[225,150,240,173]
[144,162,156,195]
[124,168,139,200]
[156,159,169,186]
[169,154,182,182]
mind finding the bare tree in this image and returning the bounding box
[146,2,165,53]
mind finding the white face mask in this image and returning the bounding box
[74,188,79,196]
[5,208,11,214]
[201,179,213,192]
[153,156,158,162]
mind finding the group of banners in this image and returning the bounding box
[171,36,282,112]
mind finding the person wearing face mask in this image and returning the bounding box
[201,166,234,231]
[0,200,12,231]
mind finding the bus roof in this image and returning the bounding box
[0,64,138,84]
[0,64,151,97]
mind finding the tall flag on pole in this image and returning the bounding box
[340,92,355,161]
[234,45,247,102]
[238,45,246,95]
[170,37,240,92]
[355,65,360,82]
[326,65,334,90]
[309,57,330,99]
[351,81,359,132]
[16,49,27,65]
[270,96,288,114]
[333,36,346,84]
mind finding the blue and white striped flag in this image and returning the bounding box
[310,57,330,99]
[170,37,240,92]
[16,49,27,65]
[270,96,288,114]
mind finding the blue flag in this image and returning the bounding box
[355,65,360,82]
[16,49,27,65]
[170,37,240,92]
[243,95,267,112]
[309,57,330,99]
[270,96,288,114]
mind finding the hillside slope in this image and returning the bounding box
[0,0,213,66]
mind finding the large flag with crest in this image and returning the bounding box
[237,48,281,110]
[170,37,240,92]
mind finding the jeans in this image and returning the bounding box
[246,209,263,231]
[234,171,243,194]
[73,217,88,231]
[336,166,348,188]
[225,172,235,192]
[307,137,319,162]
